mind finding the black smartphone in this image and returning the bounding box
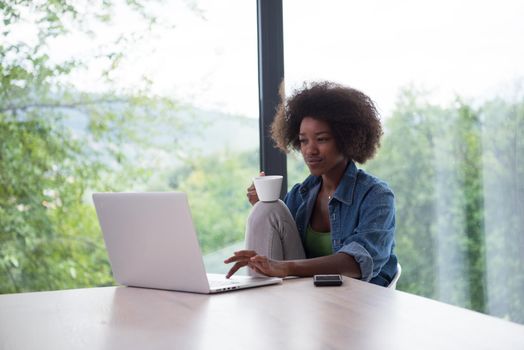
[313,274,343,287]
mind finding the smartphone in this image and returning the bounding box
[313,274,343,287]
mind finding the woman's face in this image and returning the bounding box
[299,117,347,177]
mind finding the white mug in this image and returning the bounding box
[253,175,283,202]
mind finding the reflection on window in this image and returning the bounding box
[284,0,524,323]
[0,0,258,292]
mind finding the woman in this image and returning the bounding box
[225,81,398,287]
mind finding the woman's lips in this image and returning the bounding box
[305,157,322,166]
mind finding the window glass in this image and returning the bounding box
[0,0,257,292]
[284,0,524,323]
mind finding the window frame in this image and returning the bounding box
[257,0,287,197]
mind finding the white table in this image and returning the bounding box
[1,277,523,349]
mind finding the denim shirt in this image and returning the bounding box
[284,161,398,286]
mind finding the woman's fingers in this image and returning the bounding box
[234,250,257,258]
[246,184,259,205]
[226,262,245,279]
[224,250,258,278]
[248,256,270,274]
[249,256,286,278]
[246,172,264,205]
[225,250,255,257]
[224,250,281,278]
[248,263,268,277]
[246,186,256,196]
[247,197,258,206]
[250,254,265,261]
[250,255,269,265]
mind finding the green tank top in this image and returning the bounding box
[304,225,332,258]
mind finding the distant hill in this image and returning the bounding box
[63,102,259,155]
[182,108,259,154]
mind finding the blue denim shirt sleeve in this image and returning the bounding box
[337,184,395,281]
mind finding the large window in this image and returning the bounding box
[1,0,258,292]
[284,0,524,323]
[3,0,523,326]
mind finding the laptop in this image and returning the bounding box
[92,192,282,294]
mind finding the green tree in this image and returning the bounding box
[366,86,524,323]
[366,88,441,297]
[168,149,259,254]
[479,93,524,323]
[0,0,194,293]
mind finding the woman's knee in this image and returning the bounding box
[248,200,289,225]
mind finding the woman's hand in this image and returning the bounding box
[224,250,288,278]
[249,255,288,277]
[246,171,265,206]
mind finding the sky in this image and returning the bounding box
[25,0,524,119]
[284,0,524,114]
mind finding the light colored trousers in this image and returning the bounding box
[245,200,306,267]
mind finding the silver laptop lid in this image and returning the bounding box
[93,192,210,293]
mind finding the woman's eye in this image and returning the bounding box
[299,139,307,144]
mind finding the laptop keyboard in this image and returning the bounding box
[209,278,240,288]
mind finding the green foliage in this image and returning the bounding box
[366,86,524,323]
[479,95,524,322]
[170,150,259,254]
[0,111,112,292]
[0,0,188,293]
[367,89,441,296]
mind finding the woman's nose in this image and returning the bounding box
[304,141,319,155]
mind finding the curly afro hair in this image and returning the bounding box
[270,81,383,164]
